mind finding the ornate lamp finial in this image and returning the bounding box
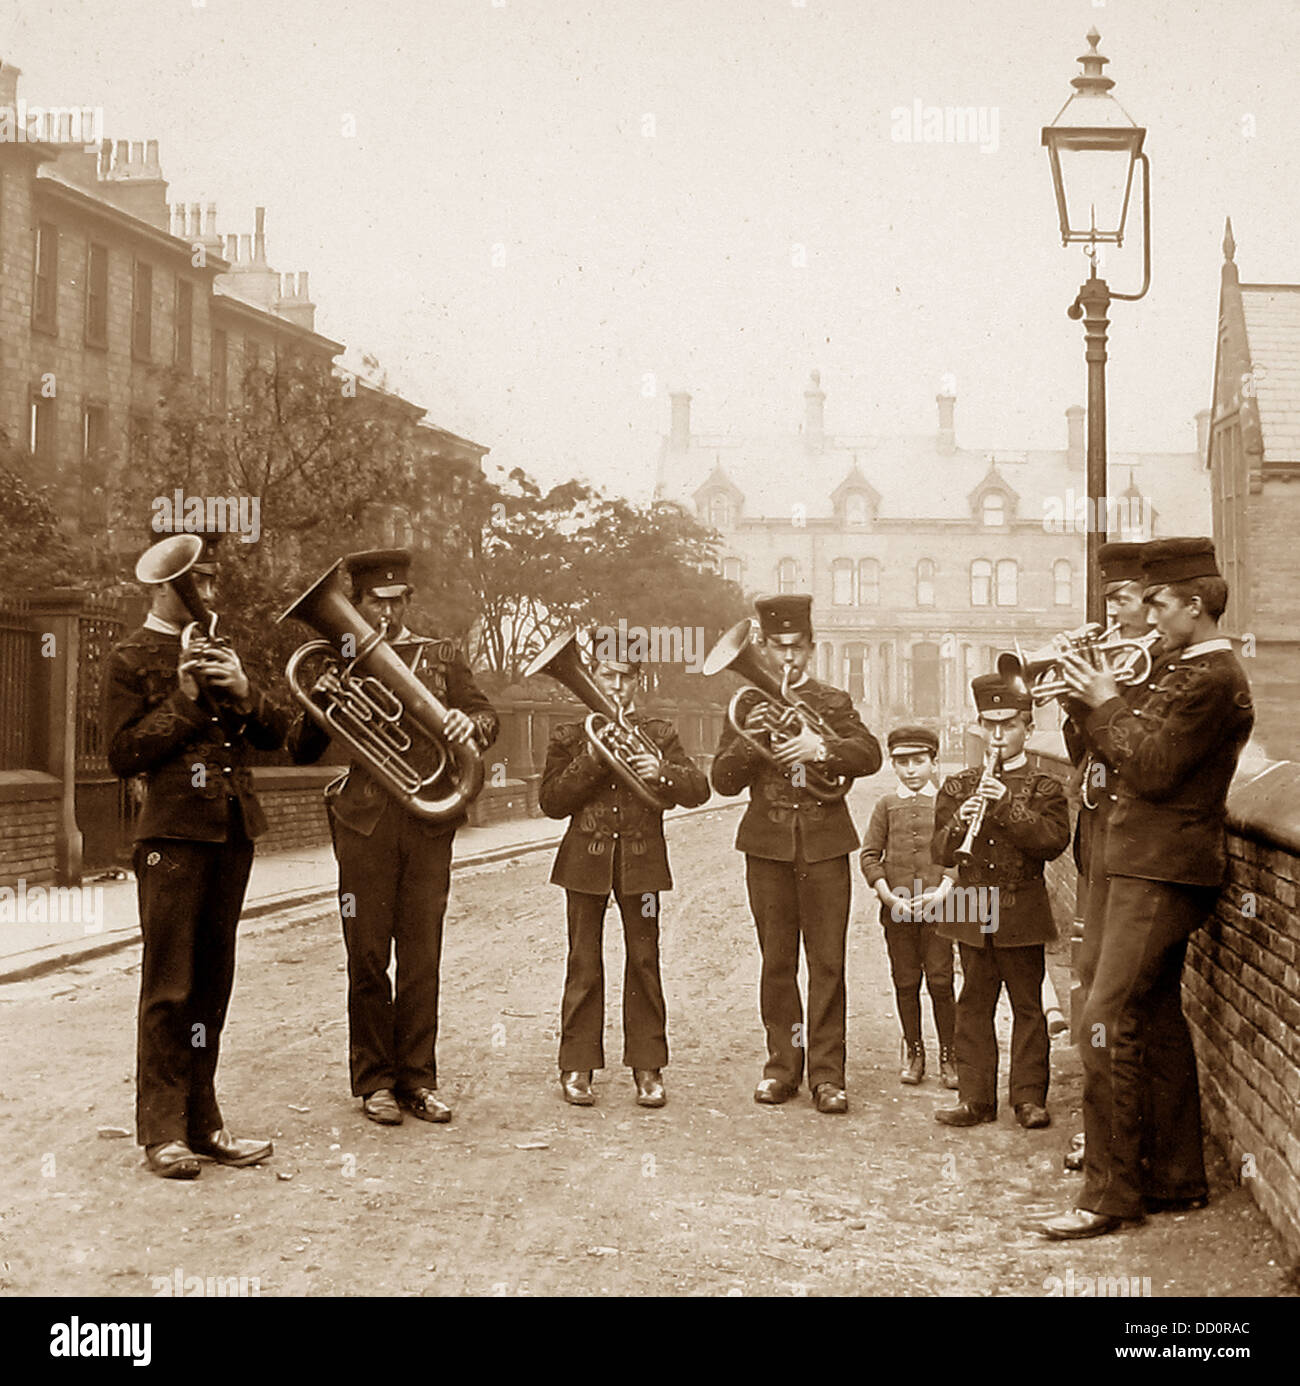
[1223,216,1236,263]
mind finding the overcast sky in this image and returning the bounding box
[5,0,1298,494]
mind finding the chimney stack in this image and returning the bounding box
[1066,405,1085,466]
[254,206,267,265]
[804,369,825,452]
[1196,409,1211,460]
[669,391,692,451]
[936,384,956,455]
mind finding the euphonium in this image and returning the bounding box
[996,622,1161,705]
[523,630,674,811]
[701,619,849,803]
[134,533,233,702]
[277,561,485,823]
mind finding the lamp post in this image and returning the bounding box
[1042,29,1151,629]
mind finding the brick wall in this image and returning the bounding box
[0,772,60,885]
[252,766,336,854]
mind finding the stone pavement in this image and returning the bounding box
[0,795,743,984]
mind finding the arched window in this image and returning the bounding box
[916,558,935,607]
[970,559,991,606]
[844,492,870,527]
[982,492,1005,527]
[831,558,855,606]
[777,558,798,594]
[1053,559,1072,606]
[722,557,742,585]
[858,557,880,605]
[996,558,1018,606]
[708,492,732,529]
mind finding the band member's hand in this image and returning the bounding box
[771,724,825,767]
[177,659,202,703]
[197,646,251,703]
[975,773,1007,803]
[443,707,476,747]
[1058,648,1120,708]
[957,795,983,824]
[629,750,661,781]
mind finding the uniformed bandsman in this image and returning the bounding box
[538,637,709,1108]
[932,673,1071,1130]
[1040,537,1254,1239]
[710,594,882,1114]
[105,531,289,1178]
[288,549,498,1127]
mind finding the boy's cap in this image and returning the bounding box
[1141,536,1220,591]
[1099,541,1146,590]
[888,725,939,756]
[971,672,1032,721]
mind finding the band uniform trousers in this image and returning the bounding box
[559,889,668,1072]
[881,912,955,1049]
[1078,876,1215,1219]
[953,941,1049,1109]
[134,803,255,1147]
[746,848,851,1091]
[334,808,454,1097]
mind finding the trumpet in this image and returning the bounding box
[955,736,1005,863]
[135,533,235,703]
[278,562,485,823]
[996,623,1161,705]
[701,620,849,803]
[523,630,674,811]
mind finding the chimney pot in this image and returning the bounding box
[145,139,160,173]
[240,233,253,263]
[1066,404,1085,465]
[224,233,238,261]
[669,391,692,451]
[189,204,202,238]
[298,270,309,299]
[936,386,956,455]
[205,202,217,237]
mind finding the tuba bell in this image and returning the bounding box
[523,630,674,811]
[135,532,235,706]
[278,562,485,823]
[701,619,849,802]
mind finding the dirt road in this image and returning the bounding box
[1,795,1293,1297]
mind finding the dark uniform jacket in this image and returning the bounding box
[288,633,498,838]
[1079,642,1253,888]
[932,761,1070,948]
[710,679,882,863]
[539,715,709,896]
[105,626,288,842]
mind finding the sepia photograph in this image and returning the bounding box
[0,0,1296,1354]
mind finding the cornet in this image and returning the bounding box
[701,620,849,802]
[523,630,674,811]
[996,623,1160,705]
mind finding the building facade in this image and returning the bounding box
[656,373,1211,730]
[1207,219,1300,762]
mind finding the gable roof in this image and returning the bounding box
[1239,285,1300,464]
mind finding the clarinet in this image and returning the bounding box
[956,740,1005,862]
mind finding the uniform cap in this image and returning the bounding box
[755,593,813,642]
[1141,536,1220,590]
[347,548,413,599]
[971,671,1032,720]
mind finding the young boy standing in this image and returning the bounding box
[859,726,958,1088]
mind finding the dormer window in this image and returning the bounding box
[982,492,1005,527]
[844,492,870,526]
[708,492,733,529]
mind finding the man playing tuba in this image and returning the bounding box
[288,549,498,1127]
[537,629,709,1108]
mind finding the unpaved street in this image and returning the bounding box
[0,795,1294,1297]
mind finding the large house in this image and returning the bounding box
[656,374,1211,728]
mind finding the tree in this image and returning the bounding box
[0,431,80,594]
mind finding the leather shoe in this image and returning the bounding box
[145,1140,202,1179]
[1064,1132,1085,1171]
[813,1083,848,1114]
[753,1078,798,1105]
[1014,1103,1051,1129]
[190,1129,273,1166]
[362,1089,403,1124]
[900,1042,925,1086]
[561,1071,595,1106]
[398,1087,452,1123]
[633,1068,665,1108]
[1040,1207,1142,1240]
[1143,1193,1208,1214]
[938,1047,959,1090]
[934,1101,996,1126]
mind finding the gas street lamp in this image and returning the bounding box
[1042,29,1151,627]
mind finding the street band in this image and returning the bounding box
[105,531,1253,1247]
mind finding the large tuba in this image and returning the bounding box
[701,619,849,802]
[278,561,484,823]
[524,630,674,811]
[996,622,1161,705]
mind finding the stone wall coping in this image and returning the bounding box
[0,771,61,803]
